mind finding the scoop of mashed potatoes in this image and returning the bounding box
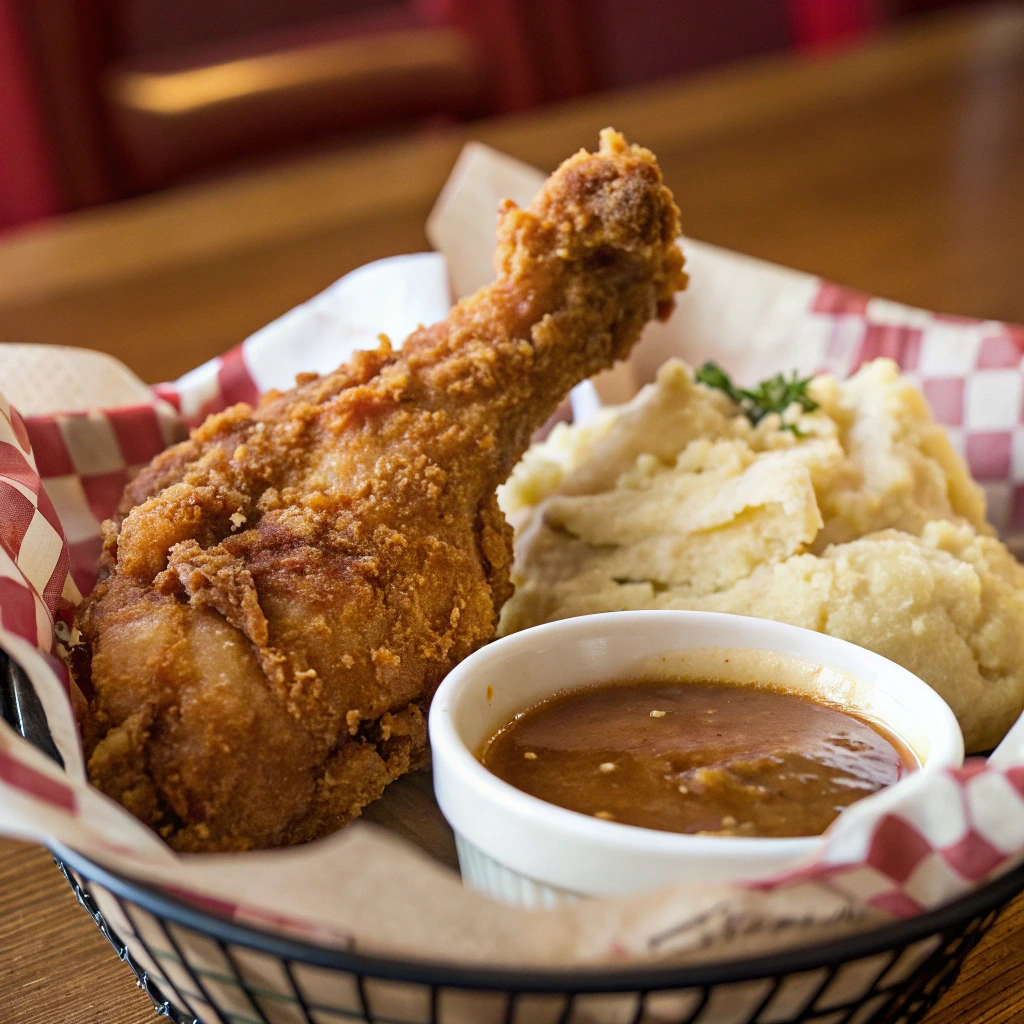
[499,358,1024,752]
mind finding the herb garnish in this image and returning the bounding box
[695,362,818,433]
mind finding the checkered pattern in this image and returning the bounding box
[0,395,77,649]
[24,401,187,594]
[805,282,1024,546]
[154,343,258,428]
[3,252,1024,954]
[27,355,264,594]
[757,762,1024,919]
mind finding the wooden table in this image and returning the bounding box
[2,5,1024,1022]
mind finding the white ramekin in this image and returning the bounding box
[429,611,964,907]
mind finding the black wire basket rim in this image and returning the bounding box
[52,839,1024,994]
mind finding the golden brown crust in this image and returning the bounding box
[75,130,686,851]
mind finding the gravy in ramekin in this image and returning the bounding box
[479,677,917,838]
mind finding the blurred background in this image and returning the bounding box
[0,0,1021,385]
[0,0,983,230]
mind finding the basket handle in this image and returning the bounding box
[0,649,65,768]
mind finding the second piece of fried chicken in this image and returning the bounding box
[75,129,686,851]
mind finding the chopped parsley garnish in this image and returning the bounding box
[695,361,818,433]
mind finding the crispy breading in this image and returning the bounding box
[75,130,686,851]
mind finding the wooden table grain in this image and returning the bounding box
[2,5,1024,1022]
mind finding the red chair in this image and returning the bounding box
[786,0,880,50]
[0,0,61,230]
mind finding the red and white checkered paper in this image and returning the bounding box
[2,145,1024,970]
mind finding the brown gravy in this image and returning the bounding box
[479,678,918,838]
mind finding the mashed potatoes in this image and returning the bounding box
[499,359,1024,752]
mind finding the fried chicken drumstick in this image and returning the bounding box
[76,130,686,851]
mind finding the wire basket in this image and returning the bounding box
[4,650,1023,1024]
